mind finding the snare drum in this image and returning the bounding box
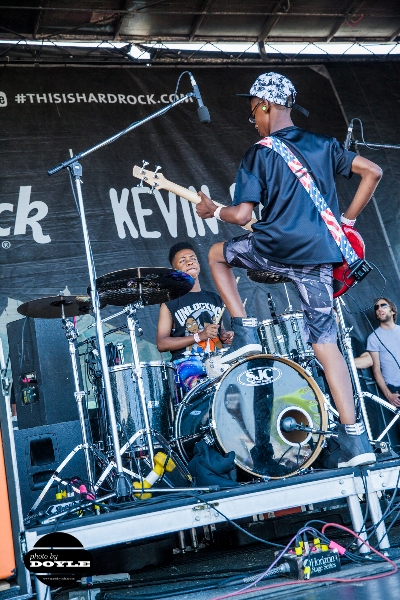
[109,361,176,447]
[258,312,313,359]
[174,354,326,479]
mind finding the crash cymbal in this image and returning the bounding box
[17,295,92,319]
[94,267,195,307]
[247,269,291,284]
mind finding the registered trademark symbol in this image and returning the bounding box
[2,241,11,249]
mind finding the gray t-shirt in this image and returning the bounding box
[366,324,400,386]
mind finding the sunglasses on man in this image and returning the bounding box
[248,100,264,124]
[374,303,389,310]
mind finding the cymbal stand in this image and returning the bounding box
[335,297,372,438]
[126,302,155,466]
[283,282,293,312]
[61,306,94,484]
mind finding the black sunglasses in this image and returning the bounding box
[248,100,263,124]
[374,302,389,310]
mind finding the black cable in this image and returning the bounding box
[187,493,284,548]
[362,309,400,373]
[340,261,387,316]
[172,70,191,101]
[363,470,400,544]
[102,564,287,600]
[352,118,384,152]
[99,562,276,591]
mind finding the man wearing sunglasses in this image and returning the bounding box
[196,72,382,469]
[367,298,400,407]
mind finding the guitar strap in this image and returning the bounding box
[257,136,359,266]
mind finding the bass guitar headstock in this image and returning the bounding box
[133,161,168,194]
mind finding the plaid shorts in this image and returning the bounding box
[223,233,337,345]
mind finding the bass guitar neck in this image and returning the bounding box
[132,165,256,232]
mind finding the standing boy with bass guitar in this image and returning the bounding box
[196,72,382,468]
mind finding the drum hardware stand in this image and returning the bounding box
[84,307,129,331]
[95,429,197,491]
[24,442,112,522]
[61,306,94,485]
[126,302,155,466]
[336,297,373,438]
[283,282,293,312]
[48,90,197,499]
[335,297,400,448]
[24,305,124,519]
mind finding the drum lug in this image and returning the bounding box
[162,363,167,380]
[209,419,217,429]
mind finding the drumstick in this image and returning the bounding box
[215,277,241,325]
[217,297,247,325]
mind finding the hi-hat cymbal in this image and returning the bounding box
[94,267,195,307]
[17,295,92,319]
[247,269,291,284]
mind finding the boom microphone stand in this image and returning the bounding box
[48,91,200,499]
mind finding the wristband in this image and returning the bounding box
[193,332,201,343]
[214,206,223,221]
[340,213,356,227]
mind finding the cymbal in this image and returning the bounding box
[247,269,291,284]
[17,295,92,319]
[94,267,195,307]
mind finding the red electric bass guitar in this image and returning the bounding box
[133,165,368,298]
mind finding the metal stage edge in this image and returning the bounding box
[23,459,400,553]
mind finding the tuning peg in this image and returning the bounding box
[149,182,159,195]
[140,160,149,174]
[154,165,162,178]
[137,176,148,188]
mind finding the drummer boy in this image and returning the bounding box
[156,242,233,392]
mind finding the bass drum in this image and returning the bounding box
[174,355,327,479]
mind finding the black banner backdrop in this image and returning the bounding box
[0,64,399,364]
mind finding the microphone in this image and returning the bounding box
[344,119,354,150]
[281,417,300,432]
[280,416,333,437]
[189,73,211,123]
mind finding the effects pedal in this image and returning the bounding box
[276,538,341,580]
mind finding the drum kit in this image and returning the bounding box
[16,261,340,521]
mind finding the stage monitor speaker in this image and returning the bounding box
[13,420,87,518]
[7,317,81,429]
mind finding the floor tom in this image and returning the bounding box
[109,361,176,448]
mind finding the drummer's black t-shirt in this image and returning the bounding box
[165,290,223,361]
[233,126,357,265]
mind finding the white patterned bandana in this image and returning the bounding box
[238,72,309,116]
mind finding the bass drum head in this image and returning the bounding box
[174,378,218,464]
[212,355,327,479]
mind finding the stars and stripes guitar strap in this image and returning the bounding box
[257,136,359,266]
